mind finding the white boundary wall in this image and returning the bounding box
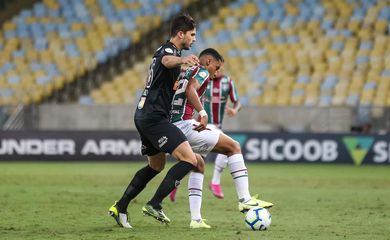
[38,104,353,133]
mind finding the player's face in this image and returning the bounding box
[181,29,196,50]
[206,58,222,79]
[215,63,224,78]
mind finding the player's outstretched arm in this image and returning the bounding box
[162,55,199,69]
[186,78,208,131]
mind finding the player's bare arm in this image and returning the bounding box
[185,77,208,132]
[162,54,199,69]
[226,101,241,117]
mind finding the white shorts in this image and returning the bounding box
[173,119,221,157]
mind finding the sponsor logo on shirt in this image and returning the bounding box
[138,97,146,109]
[199,71,207,79]
[212,96,221,103]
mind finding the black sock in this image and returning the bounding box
[117,165,159,212]
[148,161,194,209]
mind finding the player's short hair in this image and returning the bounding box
[170,13,196,37]
[199,48,223,62]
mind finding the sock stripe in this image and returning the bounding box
[230,169,247,175]
[189,194,202,197]
[188,188,202,191]
[233,175,248,180]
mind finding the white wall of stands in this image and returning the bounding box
[37,104,356,133]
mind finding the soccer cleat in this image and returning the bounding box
[238,195,274,213]
[190,219,211,229]
[169,187,177,202]
[142,204,171,224]
[108,202,132,228]
[209,182,224,199]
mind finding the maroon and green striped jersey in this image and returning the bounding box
[170,65,210,123]
[203,75,239,127]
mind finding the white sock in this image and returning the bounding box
[211,154,228,184]
[188,172,204,221]
[228,154,251,202]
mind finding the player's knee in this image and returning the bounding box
[148,153,166,171]
[194,154,205,173]
[172,142,197,167]
[149,161,165,171]
[229,140,241,154]
[174,150,197,166]
[182,155,198,167]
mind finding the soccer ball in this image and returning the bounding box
[244,207,271,231]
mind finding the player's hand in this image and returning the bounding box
[226,107,237,117]
[193,115,208,132]
[181,55,199,67]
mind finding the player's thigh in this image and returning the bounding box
[137,135,166,171]
[138,131,161,156]
[147,152,166,171]
[136,118,187,155]
[187,125,220,156]
[171,141,197,166]
[212,132,241,155]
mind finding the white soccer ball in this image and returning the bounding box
[244,207,271,231]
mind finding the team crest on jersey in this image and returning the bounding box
[222,83,229,91]
[165,48,173,54]
[158,136,168,148]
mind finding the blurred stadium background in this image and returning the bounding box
[0,0,390,159]
[1,1,390,239]
[0,0,388,134]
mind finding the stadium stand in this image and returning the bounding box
[84,0,389,108]
[190,0,390,108]
[0,0,196,106]
[1,0,389,111]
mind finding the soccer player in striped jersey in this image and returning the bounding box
[171,48,273,229]
[169,61,241,200]
[205,61,241,199]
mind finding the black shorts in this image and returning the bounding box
[134,117,187,156]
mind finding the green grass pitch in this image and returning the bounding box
[1,162,389,240]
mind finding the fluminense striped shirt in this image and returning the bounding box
[203,75,239,128]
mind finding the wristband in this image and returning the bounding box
[199,109,207,117]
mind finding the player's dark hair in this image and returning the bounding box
[199,48,223,62]
[170,13,196,37]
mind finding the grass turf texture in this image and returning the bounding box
[1,162,389,240]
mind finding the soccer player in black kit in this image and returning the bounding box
[108,14,208,228]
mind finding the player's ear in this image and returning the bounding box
[177,31,184,39]
[206,58,211,66]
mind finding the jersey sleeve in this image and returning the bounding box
[161,45,176,57]
[189,67,209,85]
[154,44,177,62]
[229,77,239,103]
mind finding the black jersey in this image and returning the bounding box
[135,41,181,119]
